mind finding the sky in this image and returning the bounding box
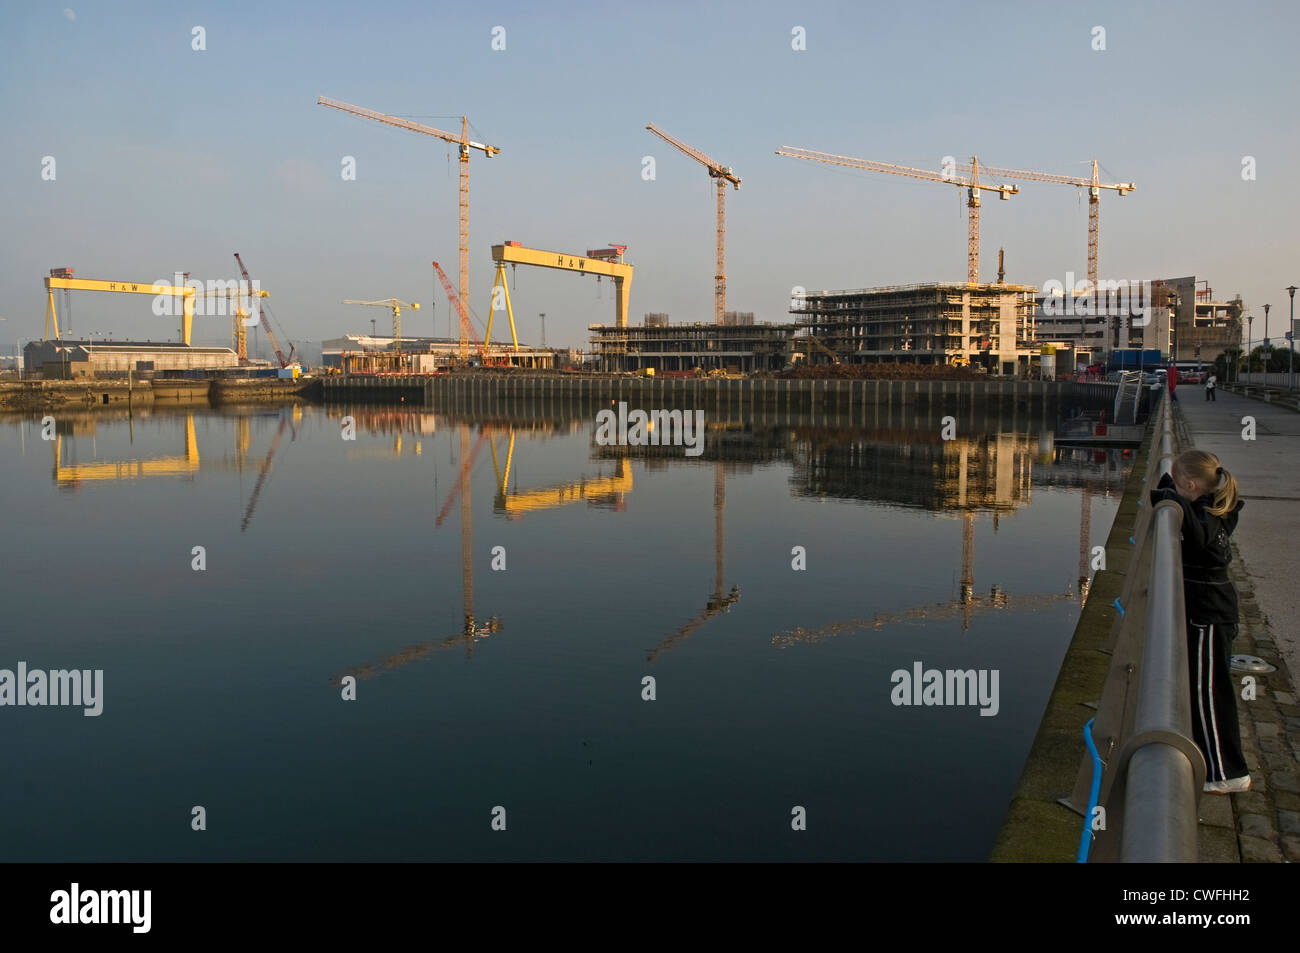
[2,0,1298,357]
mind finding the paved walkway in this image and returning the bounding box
[1177,389,1300,862]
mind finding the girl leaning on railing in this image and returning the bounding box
[1149,450,1249,794]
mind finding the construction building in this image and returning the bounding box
[793,282,1040,374]
[321,334,559,372]
[1033,275,1243,367]
[25,339,239,379]
[589,315,797,373]
[1163,278,1243,363]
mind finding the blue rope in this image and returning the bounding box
[1077,717,1103,863]
[1113,597,1124,616]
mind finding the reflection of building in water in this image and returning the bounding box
[1034,444,1127,604]
[328,408,1125,660]
[790,431,1033,512]
[336,408,438,459]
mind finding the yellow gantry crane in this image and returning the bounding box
[776,148,1018,282]
[342,298,420,342]
[954,158,1134,290]
[489,241,634,335]
[317,96,500,361]
[646,123,740,325]
[44,272,196,343]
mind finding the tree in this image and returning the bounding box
[1246,344,1294,374]
[1214,347,1242,382]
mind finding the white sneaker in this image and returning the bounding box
[1203,775,1252,794]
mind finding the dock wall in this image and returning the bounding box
[989,411,1156,861]
[322,374,1119,418]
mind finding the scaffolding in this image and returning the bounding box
[793,282,1038,371]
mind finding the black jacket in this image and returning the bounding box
[1149,472,1244,624]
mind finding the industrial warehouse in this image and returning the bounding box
[24,339,239,378]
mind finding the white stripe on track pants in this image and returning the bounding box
[1188,621,1248,782]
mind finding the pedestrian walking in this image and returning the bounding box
[1150,450,1248,793]
[1167,363,1179,402]
[1205,372,1217,401]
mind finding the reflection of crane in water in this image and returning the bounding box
[329,629,485,686]
[772,507,1081,647]
[330,421,502,684]
[336,422,637,682]
[429,423,503,651]
[240,414,289,533]
[647,463,740,662]
[770,584,1078,647]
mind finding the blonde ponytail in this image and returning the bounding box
[1210,466,1240,518]
[1172,449,1240,516]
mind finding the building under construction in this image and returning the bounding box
[589,314,797,373]
[793,282,1039,374]
[321,334,559,372]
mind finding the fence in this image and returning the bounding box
[1235,371,1297,391]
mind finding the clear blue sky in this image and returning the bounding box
[2,0,1298,356]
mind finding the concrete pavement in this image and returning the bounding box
[1177,390,1300,681]
[1177,389,1300,862]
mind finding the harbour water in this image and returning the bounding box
[0,402,1127,861]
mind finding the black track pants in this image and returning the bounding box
[1187,621,1248,782]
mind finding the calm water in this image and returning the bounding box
[0,401,1126,861]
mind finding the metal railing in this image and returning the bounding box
[1064,392,1206,862]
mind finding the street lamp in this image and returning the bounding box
[1246,311,1254,379]
[1264,303,1271,381]
[1167,292,1178,363]
[540,313,546,349]
[1288,285,1297,391]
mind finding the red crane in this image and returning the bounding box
[234,252,296,368]
[432,260,492,365]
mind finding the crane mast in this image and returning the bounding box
[318,96,500,362]
[234,252,294,367]
[646,123,740,325]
